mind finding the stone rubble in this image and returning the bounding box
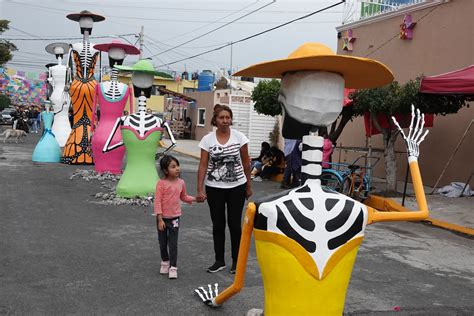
[70,169,154,206]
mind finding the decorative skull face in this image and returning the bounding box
[210,145,224,157]
[278,71,344,138]
[108,47,126,61]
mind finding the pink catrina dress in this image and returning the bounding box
[91,83,132,174]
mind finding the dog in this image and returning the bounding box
[1,129,27,143]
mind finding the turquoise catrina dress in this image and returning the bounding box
[32,111,61,163]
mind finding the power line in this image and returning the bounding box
[147,0,276,58]
[2,33,136,41]
[155,0,345,67]
[161,1,260,43]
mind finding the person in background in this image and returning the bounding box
[322,131,333,169]
[253,146,285,182]
[251,141,270,171]
[197,104,252,274]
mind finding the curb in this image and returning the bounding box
[423,217,474,237]
[171,147,200,160]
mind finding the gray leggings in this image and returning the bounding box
[157,217,180,267]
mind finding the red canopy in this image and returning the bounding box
[420,65,474,95]
[344,88,355,107]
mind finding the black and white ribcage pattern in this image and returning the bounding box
[104,69,121,100]
[123,97,161,137]
[80,41,95,72]
[255,177,368,278]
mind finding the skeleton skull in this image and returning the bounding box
[279,71,344,138]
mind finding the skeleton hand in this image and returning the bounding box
[392,105,429,161]
[194,283,219,307]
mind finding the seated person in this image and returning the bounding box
[251,141,270,170]
[253,146,285,181]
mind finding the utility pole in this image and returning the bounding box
[229,41,233,92]
[139,26,144,59]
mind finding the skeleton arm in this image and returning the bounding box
[102,117,124,153]
[91,84,99,132]
[366,105,429,224]
[161,119,177,155]
[196,203,256,306]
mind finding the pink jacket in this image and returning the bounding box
[322,138,333,168]
[154,178,195,218]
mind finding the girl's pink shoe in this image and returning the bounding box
[160,261,169,274]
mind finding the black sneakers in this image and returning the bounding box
[207,261,226,273]
[230,261,237,274]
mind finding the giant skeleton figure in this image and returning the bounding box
[45,42,71,147]
[61,10,105,164]
[103,59,176,197]
[91,40,140,174]
[196,43,430,315]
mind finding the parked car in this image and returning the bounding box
[0,109,14,125]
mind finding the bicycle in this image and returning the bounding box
[321,156,380,201]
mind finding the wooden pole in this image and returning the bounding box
[430,119,473,194]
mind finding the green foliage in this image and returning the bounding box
[0,94,11,110]
[0,20,17,66]
[351,78,470,117]
[251,79,282,116]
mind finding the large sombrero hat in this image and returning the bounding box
[94,40,140,55]
[233,42,394,89]
[45,42,70,55]
[66,10,105,22]
[115,59,172,78]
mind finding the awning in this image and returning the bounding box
[420,65,474,95]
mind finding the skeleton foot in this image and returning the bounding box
[194,283,219,307]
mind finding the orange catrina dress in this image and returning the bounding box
[61,49,99,164]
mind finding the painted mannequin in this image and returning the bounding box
[61,10,105,164]
[45,42,71,147]
[91,40,140,174]
[196,43,430,315]
[103,59,177,197]
[32,101,62,163]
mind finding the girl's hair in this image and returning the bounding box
[211,104,233,126]
[159,155,180,175]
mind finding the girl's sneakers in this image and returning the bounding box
[168,267,178,279]
[160,261,170,274]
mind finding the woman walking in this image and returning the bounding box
[197,104,252,274]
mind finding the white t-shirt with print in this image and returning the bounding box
[199,129,249,189]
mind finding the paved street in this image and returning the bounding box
[1,132,473,315]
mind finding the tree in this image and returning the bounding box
[252,79,282,116]
[351,78,470,193]
[0,94,11,110]
[0,20,17,66]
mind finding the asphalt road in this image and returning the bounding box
[1,132,473,315]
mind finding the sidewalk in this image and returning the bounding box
[167,138,473,237]
[162,138,201,159]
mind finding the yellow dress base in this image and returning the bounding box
[255,231,362,315]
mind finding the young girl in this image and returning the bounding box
[154,155,197,279]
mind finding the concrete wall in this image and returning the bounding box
[185,91,215,141]
[336,0,474,187]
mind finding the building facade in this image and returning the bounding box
[336,0,473,187]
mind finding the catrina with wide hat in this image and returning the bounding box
[61,10,105,165]
[89,40,140,175]
[44,42,71,147]
[103,59,177,198]
[234,42,394,139]
[196,42,431,316]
